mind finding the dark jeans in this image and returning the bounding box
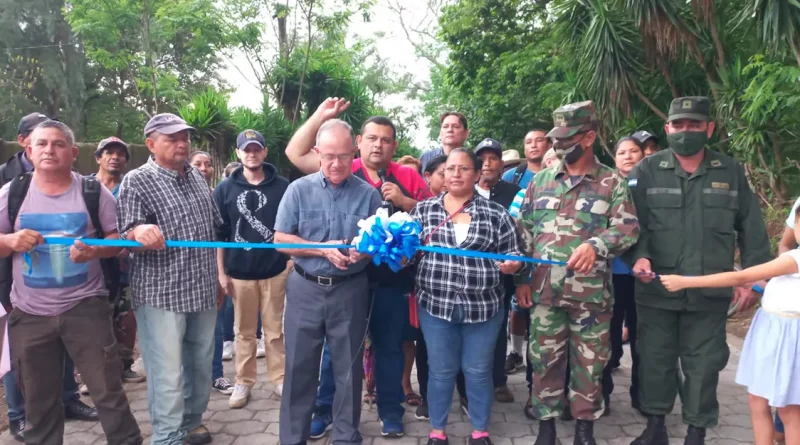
[602,274,639,404]
[415,328,429,402]
[9,297,142,445]
[213,296,232,381]
[315,342,335,411]
[368,287,407,422]
[4,357,80,423]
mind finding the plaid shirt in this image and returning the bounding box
[410,194,525,323]
[117,157,222,313]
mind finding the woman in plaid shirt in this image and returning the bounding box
[409,148,525,445]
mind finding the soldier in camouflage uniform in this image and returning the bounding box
[515,101,639,445]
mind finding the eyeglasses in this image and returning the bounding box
[444,166,474,174]
[320,153,355,163]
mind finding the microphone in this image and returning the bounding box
[377,168,395,214]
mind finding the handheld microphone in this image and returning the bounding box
[377,168,395,214]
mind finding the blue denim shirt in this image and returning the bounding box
[275,171,382,277]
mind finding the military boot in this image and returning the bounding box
[684,426,705,445]
[573,420,596,445]
[631,415,669,445]
[534,419,556,445]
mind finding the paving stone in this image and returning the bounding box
[488,422,534,438]
[231,433,280,445]
[211,409,256,422]
[373,436,419,445]
[222,420,267,436]
[62,432,101,445]
[253,409,281,423]
[713,426,753,442]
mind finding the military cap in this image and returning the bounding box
[668,96,711,122]
[546,101,597,139]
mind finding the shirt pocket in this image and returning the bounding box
[702,189,739,277]
[530,195,561,230]
[573,196,610,238]
[299,210,328,242]
[645,190,683,270]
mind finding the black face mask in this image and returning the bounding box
[554,135,586,165]
[667,130,708,157]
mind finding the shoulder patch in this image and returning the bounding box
[628,178,638,188]
[659,161,669,168]
[710,160,722,167]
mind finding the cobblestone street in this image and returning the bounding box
[0,336,753,445]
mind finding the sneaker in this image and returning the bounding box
[79,384,89,395]
[222,341,234,361]
[504,352,524,374]
[229,384,251,409]
[256,337,266,358]
[469,436,493,445]
[122,369,146,383]
[213,377,234,395]
[380,419,405,437]
[460,397,470,419]
[426,436,449,445]
[9,419,24,443]
[309,411,333,439]
[415,402,429,420]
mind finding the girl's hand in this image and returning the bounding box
[660,275,687,292]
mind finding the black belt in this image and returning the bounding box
[294,264,362,287]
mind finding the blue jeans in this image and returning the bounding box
[776,411,784,434]
[369,287,407,422]
[4,355,80,422]
[315,341,335,413]
[212,296,231,381]
[419,304,503,432]
[135,305,216,445]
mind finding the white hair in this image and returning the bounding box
[316,119,355,148]
[31,120,75,146]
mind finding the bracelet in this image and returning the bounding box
[752,284,765,293]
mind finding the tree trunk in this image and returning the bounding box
[632,87,668,120]
[769,122,789,203]
[656,57,679,98]
[292,0,314,126]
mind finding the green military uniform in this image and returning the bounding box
[516,101,640,422]
[626,97,772,429]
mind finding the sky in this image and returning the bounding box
[220,0,440,151]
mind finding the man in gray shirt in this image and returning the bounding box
[275,119,381,445]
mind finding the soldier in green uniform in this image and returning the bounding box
[516,101,639,445]
[626,97,772,445]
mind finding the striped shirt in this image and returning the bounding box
[117,157,222,313]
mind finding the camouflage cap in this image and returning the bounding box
[546,101,597,139]
[668,96,711,122]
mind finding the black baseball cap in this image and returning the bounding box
[144,113,194,137]
[631,130,659,145]
[17,112,49,136]
[474,138,503,158]
[95,137,130,160]
[236,130,266,150]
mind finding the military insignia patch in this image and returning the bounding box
[711,182,729,190]
[628,178,638,188]
[659,161,669,168]
[710,160,722,167]
[555,114,566,126]
[245,130,257,139]
[682,100,692,109]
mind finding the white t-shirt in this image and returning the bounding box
[785,197,800,229]
[454,223,469,245]
[761,250,800,314]
[475,186,490,199]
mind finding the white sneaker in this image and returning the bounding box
[222,341,234,361]
[256,338,266,358]
[229,384,251,409]
[274,382,283,397]
[79,384,89,395]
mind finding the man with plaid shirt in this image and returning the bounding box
[117,113,223,445]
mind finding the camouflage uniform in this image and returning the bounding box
[516,101,639,421]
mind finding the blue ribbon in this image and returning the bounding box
[41,237,351,250]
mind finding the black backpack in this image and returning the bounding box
[511,163,527,186]
[6,173,123,305]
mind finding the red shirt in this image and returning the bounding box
[351,159,432,201]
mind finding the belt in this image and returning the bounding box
[294,264,362,287]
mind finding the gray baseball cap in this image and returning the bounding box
[143,113,195,137]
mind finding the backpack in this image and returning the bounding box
[6,173,123,305]
[511,163,527,186]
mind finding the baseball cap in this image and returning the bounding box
[17,112,49,136]
[143,113,194,137]
[546,101,597,139]
[236,129,266,150]
[631,130,659,145]
[95,137,130,160]
[668,96,711,123]
[474,138,503,158]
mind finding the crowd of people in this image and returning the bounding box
[0,92,794,445]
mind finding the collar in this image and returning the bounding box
[17,151,33,173]
[660,149,721,178]
[146,156,191,180]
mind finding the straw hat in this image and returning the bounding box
[502,149,523,167]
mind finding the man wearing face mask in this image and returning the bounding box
[516,101,639,445]
[626,97,771,445]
